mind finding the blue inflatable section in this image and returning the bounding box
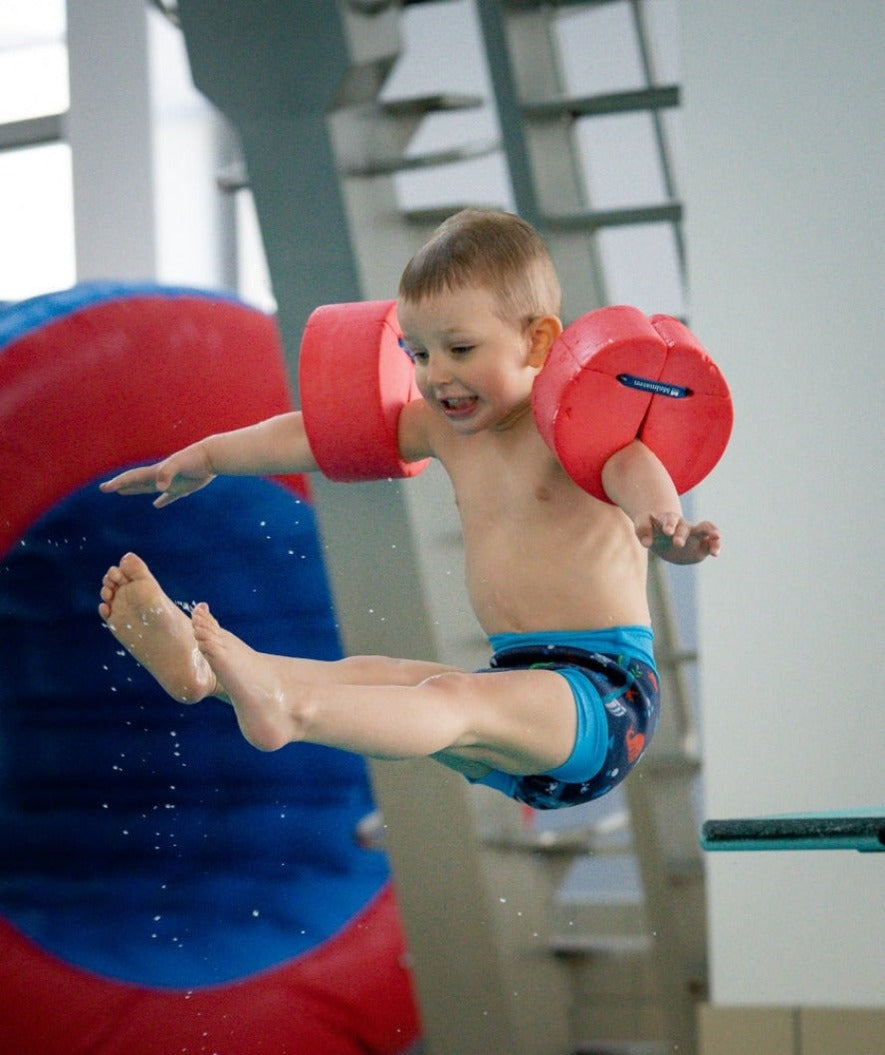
[0,473,389,988]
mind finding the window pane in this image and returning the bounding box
[576,111,668,208]
[0,142,75,302]
[597,223,685,318]
[0,1,67,122]
[236,191,277,313]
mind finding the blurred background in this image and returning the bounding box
[0,3,882,1055]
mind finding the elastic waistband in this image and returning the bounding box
[488,626,655,669]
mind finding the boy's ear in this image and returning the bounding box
[527,314,563,369]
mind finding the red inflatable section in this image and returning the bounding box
[0,292,305,556]
[299,299,429,482]
[532,304,732,502]
[0,885,418,1055]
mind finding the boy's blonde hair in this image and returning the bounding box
[398,208,561,325]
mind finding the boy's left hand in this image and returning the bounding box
[634,512,721,564]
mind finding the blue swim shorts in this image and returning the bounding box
[467,626,660,811]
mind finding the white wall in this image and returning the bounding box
[683,1,884,1006]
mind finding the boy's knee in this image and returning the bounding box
[418,671,482,733]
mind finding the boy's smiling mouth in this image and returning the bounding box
[438,394,479,419]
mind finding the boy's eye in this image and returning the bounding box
[399,337,428,364]
[451,345,473,357]
[398,337,420,363]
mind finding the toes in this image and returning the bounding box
[191,603,215,634]
[103,567,123,588]
[99,583,116,617]
[118,552,148,581]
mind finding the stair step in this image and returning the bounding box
[523,84,679,120]
[574,1043,670,1055]
[342,137,499,177]
[381,91,485,117]
[483,811,633,856]
[552,933,653,958]
[216,161,249,193]
[502,0,612,10]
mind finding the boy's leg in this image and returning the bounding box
[191,603,579,776]
[99,553,456,702]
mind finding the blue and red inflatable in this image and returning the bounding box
[0,284,420,1053]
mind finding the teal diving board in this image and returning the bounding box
[701,810,885,853]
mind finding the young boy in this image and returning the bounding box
[99,209,720,810]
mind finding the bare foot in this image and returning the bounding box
[191,603,295,751]
[99,553,221,704]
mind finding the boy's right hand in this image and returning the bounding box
[100,444,216,508]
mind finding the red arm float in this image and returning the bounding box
[532,305,732,502]
[644,313,734,497]
[299,300,429,482]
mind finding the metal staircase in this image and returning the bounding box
[169,1,707,1052]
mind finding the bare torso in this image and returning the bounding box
[417,402,651,636]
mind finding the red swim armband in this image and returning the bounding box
[532,305,732,502]
[299,299,429,482]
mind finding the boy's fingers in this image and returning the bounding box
[656,513,685,544]
[99,472,133,492]
[101,465,162,495]
[634,517,655,548]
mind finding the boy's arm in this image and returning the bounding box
[601,439,721,564]
[396,398,435,463]
[100,412,319,508]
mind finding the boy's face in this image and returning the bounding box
[398,285,553,434]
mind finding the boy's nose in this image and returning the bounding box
[425,354,452,387]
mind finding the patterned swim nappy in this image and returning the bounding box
[472,634,660,811]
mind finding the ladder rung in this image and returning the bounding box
[402,204,507,226]
[0,114,64,152]
[668,857,705,885]
[657,649,699,668]
[523,85,679,121]
[641,752,701,777]
[544,202,682,231]
[502,0,620,10]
